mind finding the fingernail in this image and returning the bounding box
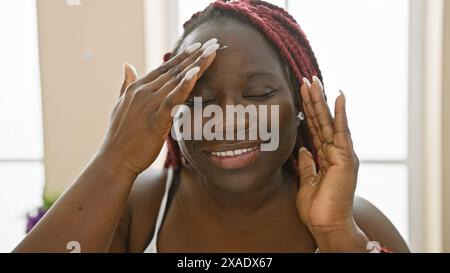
[299,147,309,154]
[312,75,323,90]
[184,42,202,54]
[303,77,311,88]
[124,63,137,77]
[339,89,346,103]
[184,66,200,81]
[202,43,220,57]
[201,38,218,50]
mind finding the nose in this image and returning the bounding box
[211,94,258,137]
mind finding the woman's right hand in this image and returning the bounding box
[98,38,220,175]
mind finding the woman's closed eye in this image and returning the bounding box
[185,97,216,106]
[242,89,278,99]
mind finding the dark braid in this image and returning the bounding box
[164,0,324,176]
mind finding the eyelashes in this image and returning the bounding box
[185,89,279,106]
[184,98,215,106]
[242,89,278,99]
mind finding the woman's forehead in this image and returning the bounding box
[179,20,286,78]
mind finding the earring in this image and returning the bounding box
[297,111,305,121]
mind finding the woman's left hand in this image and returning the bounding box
[296,76,370,252]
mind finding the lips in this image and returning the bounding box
[203,142,262,169]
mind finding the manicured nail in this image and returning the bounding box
[339,89,346,103]
[202,43,220,57]
[201,38,218,50]
[124,63,137,77]
[303,77,311,88]
[184,66,200,81]
[184,42,202,54]
[299,147,309,154]
[312,75,323,90]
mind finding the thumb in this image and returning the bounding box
[298,147,318,187]
[296,147,319,223]
[120,63,138,96]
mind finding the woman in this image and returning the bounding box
[14,0,409,253]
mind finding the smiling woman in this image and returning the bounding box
[174,0,413,246]
[13,0,409,253]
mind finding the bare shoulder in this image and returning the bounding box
[353,195,410,252]
[109,167,169,253]
[129,167,169,212]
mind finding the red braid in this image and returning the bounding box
[163,0,324,174]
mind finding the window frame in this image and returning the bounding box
[0,0,45,252]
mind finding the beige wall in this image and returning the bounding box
[36,0,146,196]
[443,0,450,252]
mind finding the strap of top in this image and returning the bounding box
[144,167,174,253]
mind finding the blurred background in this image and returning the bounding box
[0,0,449,252]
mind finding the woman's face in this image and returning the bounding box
[176,19,299,193]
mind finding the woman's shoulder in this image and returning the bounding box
[109,167,170,252]
[129,167,170,210]
[353,196,410,252]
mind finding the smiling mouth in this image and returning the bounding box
[204,143,261,169]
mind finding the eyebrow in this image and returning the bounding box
[244,70,281,81]
[198,69,281,85]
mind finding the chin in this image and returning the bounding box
[208,171,267,194]
[201,154,280,194]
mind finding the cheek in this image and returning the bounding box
[279,99,296,127]
[276,96,298,153]
[175,111,209,171]
[177,139,203,171]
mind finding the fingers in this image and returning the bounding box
[301,76,337,164]
[155,66,201,126]
[300,77,356,174]
[148,46,203,90]
[154,42,219,99]
[140,41,203,83]
[301,79,322,144]
[301,77,327,162]
[112,63,137,120]
[333,90,353,149]
[310,76,334,144]
[120,63,138,96]
[142,38,217,87]
[317,148,330,171]
[298,147,318,187]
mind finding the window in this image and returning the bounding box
[175,0,413,243]
[0,0,44,252]
[289,0,410,242]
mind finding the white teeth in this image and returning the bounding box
[210,146,259,157]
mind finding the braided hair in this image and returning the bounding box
[163,0,324,176]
